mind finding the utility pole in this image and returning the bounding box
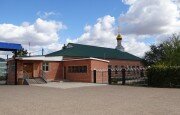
[42,48,44,56]
[28,42,31,56]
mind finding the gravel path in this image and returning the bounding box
[0,85,180,115]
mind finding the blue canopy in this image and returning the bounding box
[0,42,23,51]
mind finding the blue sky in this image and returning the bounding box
[0,0,128,42]
[0,0,179,57]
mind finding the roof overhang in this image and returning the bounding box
[16,56,63,61]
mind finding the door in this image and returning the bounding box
[64,67,66,79]
[23,63,33,78]
[93,70,96,83]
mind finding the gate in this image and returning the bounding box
[108,67,147,86]
[0,61,7,85]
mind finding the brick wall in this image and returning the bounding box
[108,59,143,68]
[63,60,92,82]
[63,59,109,83]
[7,58,142,85]
[44,62,63,81]
[90,60,108,83]
[7,60,63,84]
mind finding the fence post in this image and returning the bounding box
[140,69,144,77]
[108,68,111,84]
[93,70,96,83]
[122,68,126,85]
[148,74,151,86]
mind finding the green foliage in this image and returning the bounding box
[144,33,180,66]
[12,48,28,57]
[147,66,180,87]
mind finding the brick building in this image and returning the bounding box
[7,34,143,85]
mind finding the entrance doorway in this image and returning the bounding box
[23,63,33,78]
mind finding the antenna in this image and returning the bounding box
[28,42,31,56]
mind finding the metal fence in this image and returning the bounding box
[108,68,147,86]
[92,67,148,86]
[0,62,7,85]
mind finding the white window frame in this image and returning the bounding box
[42,62,49,72]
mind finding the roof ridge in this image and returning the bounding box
[68,43,120,51]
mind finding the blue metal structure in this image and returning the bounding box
[0,42,23,51]
[0,42,23,85]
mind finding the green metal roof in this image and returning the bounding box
[46,43,141,61]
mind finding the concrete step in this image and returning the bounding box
[26,79,37,84]
[35,77,47,84]
[24,77,47,85]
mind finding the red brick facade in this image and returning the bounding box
[7,57,142,85]
[108,59,142,68]
[7,58,110,84]
[44,62,63,81]
[62,60,91,82]
[91,60,108,83]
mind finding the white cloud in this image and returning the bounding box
[0,18,65,57]
[67,0,180,58]
[173,0,180,5]
[120,0,180,35]
[2,0,179,59]
[118,0,180,57]
[123,35,150,57]
[67,15,116,48]
[68,0,180,57]
[36,11,60,19]
[67,15,149,57]
[122,0,137,5]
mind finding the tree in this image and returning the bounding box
[12,48,28,57]
[143,33,180,66]
[162,34,180,66]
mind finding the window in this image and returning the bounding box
[68,66,72,73]
[42,62,49,71]
[68,66,87,73]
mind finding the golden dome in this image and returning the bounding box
[116,34,122,40]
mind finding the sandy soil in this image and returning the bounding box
[0,85,180,115]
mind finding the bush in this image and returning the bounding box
[147,66,180,87]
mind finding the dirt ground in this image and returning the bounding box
[0,85,180,115]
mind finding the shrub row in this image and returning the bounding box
[147,66,180,87]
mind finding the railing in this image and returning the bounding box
[92,67,147,86]
[39,70,47,83]
[23,70,30,79]
[108,68,147,86]
[22,70,31,85]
